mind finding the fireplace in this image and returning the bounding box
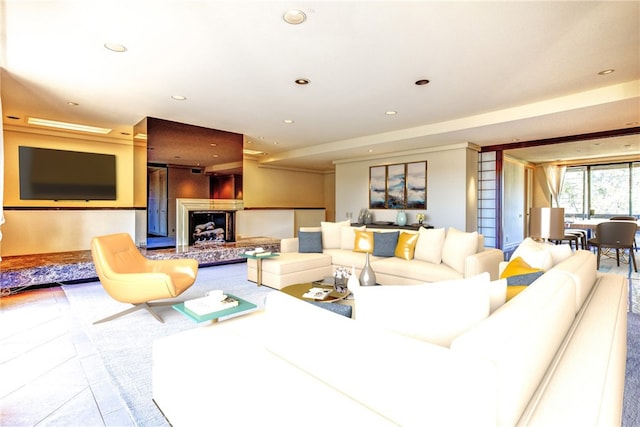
[176,199,244,248]
[188,210,236,245]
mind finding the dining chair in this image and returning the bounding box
[588,221,637,272]
[609,216,638,250]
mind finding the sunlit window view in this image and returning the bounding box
[560,162,639,219]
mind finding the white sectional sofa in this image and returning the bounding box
[247,220,505,289]
[153,248,628,426]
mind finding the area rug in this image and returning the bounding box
[62,263,274,426]
[64,265,640,426]
[624,311,640,427]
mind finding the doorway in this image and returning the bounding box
[148,166,168,237]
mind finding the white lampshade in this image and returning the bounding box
[530,207,565,240]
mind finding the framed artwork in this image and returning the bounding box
[386,163,406,209]
[406,161,427,209]
[369,165,386,209]
[369,161,428,209]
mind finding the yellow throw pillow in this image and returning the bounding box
[394,232,419,260]
[500,256,544,301]
[353,230,374,253]
[500,256,541,279]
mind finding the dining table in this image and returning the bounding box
[566,218,640,231]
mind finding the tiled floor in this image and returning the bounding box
[0,253,638,426]
[0,287,134,426]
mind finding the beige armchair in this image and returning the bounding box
[91,233,199,324]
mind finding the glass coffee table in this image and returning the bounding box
[280,282,350,303]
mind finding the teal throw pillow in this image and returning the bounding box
[299,231,323,253]
[373,231,399,257]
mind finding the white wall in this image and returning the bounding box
[335,143,479,231]
[1,210,136,256]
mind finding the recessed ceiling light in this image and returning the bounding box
[210,143,217,147]
[120,132,131,136]
[368,149,374,153]
[598,69,615,75]
[295,78,310,85]
[512,138,520,142]
[385,111,397,115]
[27,117,111,134]
[283,119,294,124]
[104,43,127,53]
[171,95,187,101]
[415,79,430,86]
[135,133,148,140]
[67,101,79,106]
[283,9,306,24]
[625,121,639,126]
[6,115,20,120]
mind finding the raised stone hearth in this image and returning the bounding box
[0,237,279,292]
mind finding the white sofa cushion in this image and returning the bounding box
[414,227,446,264]
[510,238,554,271]
[451,268,576,427]
[259,252,332,275]
[441,227,479,274]
[372,256,462,283]
[321,220,351,249]
[353,272,492,347]
[254,292,498,426]
[340,225,366,250]
[551,249,597,313]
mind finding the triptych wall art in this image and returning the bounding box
[369,161,427,209]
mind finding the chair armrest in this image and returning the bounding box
[464,248,505,281]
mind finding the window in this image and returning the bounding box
[558,167,585,217]
[560,162,638,218]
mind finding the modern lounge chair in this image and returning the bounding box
[91,233,199,324]
[588,221,637,272]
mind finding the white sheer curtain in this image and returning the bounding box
[543,164,566,208]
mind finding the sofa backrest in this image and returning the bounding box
[259,291,498,426]
[550,250,597,313]
[450,268,577,426]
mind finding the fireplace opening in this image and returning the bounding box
[188,210,236,245]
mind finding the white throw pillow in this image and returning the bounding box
[510,238,554,271]
[414,227,446,264]
[547,244,573,265]
[352,273,492,347]
[320,220,351,249]
[441,227,479,274]
[340,225,366,250]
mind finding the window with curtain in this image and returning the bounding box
[560,162,637,219]
[558,167,586,218]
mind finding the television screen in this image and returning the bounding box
[19,146,117,200]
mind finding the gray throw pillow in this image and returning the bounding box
[506,271,544,286]
[299,231,323,253]
[373,231,399,257]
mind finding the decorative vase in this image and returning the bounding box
[359,252,377,286]
[347,266,360,292]
[396,211,407,226]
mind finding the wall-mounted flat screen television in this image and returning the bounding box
[19,146,117,200]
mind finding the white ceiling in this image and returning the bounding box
[1,0,639,171]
